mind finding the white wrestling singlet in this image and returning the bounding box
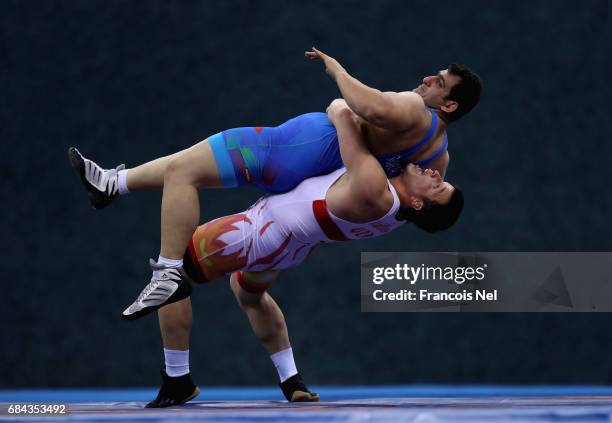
[184,168,405,284]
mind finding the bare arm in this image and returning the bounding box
[307,48,425,131]
[328,98,449,178]
[326,100,389,205]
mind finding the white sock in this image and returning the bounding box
[157,255,183,269]
[270,347,298,383]
[164,348,190,377]
[117,169,130,195]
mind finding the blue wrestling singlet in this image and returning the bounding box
[374,109,448,177]
[208,111,447,193]
[208,113,342,193]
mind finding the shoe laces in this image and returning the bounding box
[104,164,125,196]
[84,160,124,196]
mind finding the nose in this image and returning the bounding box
[426,169,441,179]
[423,75,434,86]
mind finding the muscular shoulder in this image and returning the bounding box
[327,170,393,222]
[389,91,426,108]
[374,91,430,131]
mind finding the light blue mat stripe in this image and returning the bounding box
[2,386,612,402]
[3,388,612,423]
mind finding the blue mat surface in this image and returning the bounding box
[2,386,612,422]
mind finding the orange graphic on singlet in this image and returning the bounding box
[192,214,252,280]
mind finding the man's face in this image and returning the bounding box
[413,69,461,109]
[402,164,454,208]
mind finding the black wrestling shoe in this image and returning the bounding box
[67,147,124,210]
[146,368,200,408]
[122,259,193,321]
[279,373,320,402]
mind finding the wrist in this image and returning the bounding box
[329,66,346,81]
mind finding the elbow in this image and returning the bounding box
[326,99,351,115]
[327,98,347,108]
[327,100,355,123]
[335,106,355,120]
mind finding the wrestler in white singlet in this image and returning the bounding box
[183,168,405,290]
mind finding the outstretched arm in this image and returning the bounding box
[307,48,425,131]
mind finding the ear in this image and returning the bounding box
[441,100,458,114]
[410,196,424,211]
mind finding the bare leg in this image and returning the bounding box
[228,274,319,402]
[159,140,223,259]
[126,154,178,192]
[158,297,193,350]
[229,274,290,354]
[124,139,223,192]
[148,298,199,409]
[158,277,290,357]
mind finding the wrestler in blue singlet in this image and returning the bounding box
[208,111,447,193]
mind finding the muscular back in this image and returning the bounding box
[357,101,450,177]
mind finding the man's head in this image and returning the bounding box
[395,164,464,233]
[413,63,482,123]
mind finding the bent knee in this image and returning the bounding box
[165,153,194,181]
[165,142,222,187]
[230,271,279,306]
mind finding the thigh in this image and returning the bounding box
[234,270,280,294]
[172,139,224,188]
[207,114,343,194]
[183,213,253,283]
[207,128,274,189]
[229,270,280,307]
[263,113,343,193]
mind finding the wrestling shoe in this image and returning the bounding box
[67,147,124,210]
[279,373,320,402]
[146,368,200,408]
[122,259,193,321]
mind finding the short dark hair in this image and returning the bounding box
[396,186,464,233]
[445,63,482,122]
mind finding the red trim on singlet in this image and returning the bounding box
[185,240,208,283]
[259,220,274,236]
[312,199,348,241]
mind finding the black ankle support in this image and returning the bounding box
[279,373,317,402]
[146,368,199,408]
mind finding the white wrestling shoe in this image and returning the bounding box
[67,147,124,210]
[122,259,193,321]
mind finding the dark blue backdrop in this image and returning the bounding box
[2,1,612,387]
